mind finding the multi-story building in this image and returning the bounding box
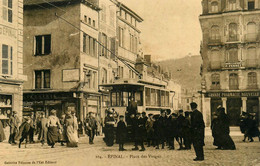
[0,0,26,120]
[23,0,101,122]
[98,0,118,120]
[200,0,260,126]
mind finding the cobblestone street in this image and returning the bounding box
[0,128,259,166]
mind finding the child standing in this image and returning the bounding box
[116,115,127,151]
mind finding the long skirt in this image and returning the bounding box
[58,126,67,143]
[47,126,58,146]
[66,126,78,147]
[0,121,6,142]
[220,134,236,150]
[104,126,114,146]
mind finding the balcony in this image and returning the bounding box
[245,33,258,42]
[227,35,240,42]
[208,37,221,45]
[246,59,258,68]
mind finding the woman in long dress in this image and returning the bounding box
[65,111,78,147]
[47,109,61,148]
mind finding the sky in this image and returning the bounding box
[119,0,202,61]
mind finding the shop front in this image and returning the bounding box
[206,91,260,126]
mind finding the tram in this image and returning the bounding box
[101,78,175,119]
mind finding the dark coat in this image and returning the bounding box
[15,121,31,141]
[177,115,185,137]
[191,109,205,147]
[134,117,146,140]
[116,121,127,144]
[158,116,167,140]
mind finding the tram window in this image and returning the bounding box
[111,92,116,106]
[145,88,151,106]
[156,90,161,107]
[166,92,170,106]
[135,92,143,106]
[151,89,156,106]
[161,91,165,107]
[123,92,128,106]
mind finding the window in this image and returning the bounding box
[1,44,12,75]
[211,50,221,69]
[166,92,169,107]
[84,15,87,22]
[125,12,127,20]
[145,88,151,106]
[84,70,97,89]
[229,23,238,41]
[118,27,124,47]
[229,0,236,10]
[161,91,165,107]
[210,25,220,41]
[248,72,257,89]
[93,20,95,28]
[247,47,256,60]
[211,2,219,13]
[211,73,220,89]
[227,48,238,63]
[248,0,255,10]
[151,89,156,106]
[35,35,51,55]
[35,70,50,89]
[156,90,161,107]
[100,33,108,58]
[247,22,256,41]
[2,0,12,23]
[109,9,115,27]
[83,33,96,57]
[118,66,123,78]
[229,73,239,90]
[101,68,107,84]
[88,18,91,25]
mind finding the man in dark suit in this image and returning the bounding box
[190,102,205,161]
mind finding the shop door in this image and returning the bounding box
[210,98,222,121]
[227,98,242,126]
[247,98,259,126]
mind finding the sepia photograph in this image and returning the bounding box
[0,0,259,165]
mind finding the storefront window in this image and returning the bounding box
[0,95,12,118]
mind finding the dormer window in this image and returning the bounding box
[211,2,219,13]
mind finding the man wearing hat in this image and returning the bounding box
[132,113,145,151]
[157,110,167,149]
[177,110,185,150]
[8,111,20,144]
[86,112,97,144]
[190,102,205,161]
[145,113,154,147]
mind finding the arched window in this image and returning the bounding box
[229,23,238,41]
[101,68,107,84]
[211,25,220,41]
[211,73,220,89]
[229,73,239,90]
[211,2,219,13]
[248,72,257,88]
[227,48,238,63]
[229,0,236,10]
[247,22,256,41]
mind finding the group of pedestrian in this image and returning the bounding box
[239,112,260,142]
[211,106,236,150]
[1,109,80,148]
[111,102,205,161]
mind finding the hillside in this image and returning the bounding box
[157,55,202,90]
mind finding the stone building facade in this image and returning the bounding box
[200,0,260,126]
[0,0,26,120]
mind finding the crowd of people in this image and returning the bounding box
[0,101,258,162]
[103,102,205,161]
[0,109,99,149]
